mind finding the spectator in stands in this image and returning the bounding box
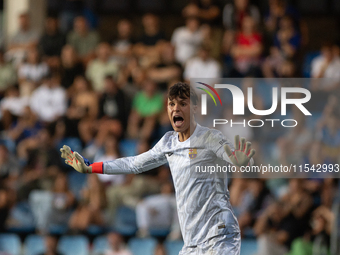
[48,173,75,227]
[0,145,20,189]
[60,45,84,90]
[0,50,17,95]
[59,0,84,33]
[276,111,312,166]
[38,234,64,255]
[264,0,300,35]
[86,42,119,93]
[69,174,106,232]
[7,106,42,145]
[184,44,221,80]
[17,128,62,199]
[223,0,260,31]
[230,15,263,77]
[238,179,274,234]
[273,16,301,60]
[311,42,340,80]
[182,0,220,26]
[254,178,313,255]
[0,85,30,130]
[127,79,163,139]
[95,75,129,142]
[133,14,165,69]
[64,76,98,145]
[7,12,40,65]
[112,19,135,60]
[254,201,299,255]
[106,166,168,223]
[147,42,182,91]
[0,187,14,233]
[18,47,49,85]
[136,182,177,238]
[39,16,66,69]
[67,16,100,64]
[262,48,296,78]
[30,72,67,123]
[171,17,204,65]
[104,232,132,255]
[93,136,125,186]
[138,13,165,47]
[316,114,340,161]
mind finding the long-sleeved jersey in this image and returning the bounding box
[103,124,240,246]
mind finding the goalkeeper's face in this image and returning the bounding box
[167,96,196,133]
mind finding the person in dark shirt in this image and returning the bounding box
[39,16,66,69]
[147,42,183,91]
[60,45,84,90]
[96,75,130,142]
[38,234,64,255]
[138,13,165,46]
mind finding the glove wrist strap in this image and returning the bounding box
[90,162,103,174]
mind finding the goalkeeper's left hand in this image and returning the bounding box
[60,145,93,173]
[224,135,255,167]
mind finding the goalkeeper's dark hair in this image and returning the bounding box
[168,82,198,105]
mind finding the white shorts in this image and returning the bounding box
[179,231,241,255]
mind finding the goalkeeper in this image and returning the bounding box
[61,82,255,255]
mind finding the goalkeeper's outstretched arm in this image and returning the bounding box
[60,141,167,175]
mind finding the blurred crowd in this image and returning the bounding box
[0,0,340,254]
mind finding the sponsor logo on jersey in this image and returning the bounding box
[219,139,227,145]
[189,148,197,159]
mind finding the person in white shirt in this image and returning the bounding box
[104,232,132,255]
[184,45,221,81]
[30,72,67,122]
[136,182,178,238]
[171,17,204,66]
[311,42,340,79]
[311,42,340,91]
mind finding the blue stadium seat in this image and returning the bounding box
[58,235,89,255]
[92,235,109,255]
[119,139,138,157]
[0,234,21,255]
[149,228,170,237]
[241,239,258,255]
[67,171,87,199]
[114,206,137,236]
[25,235,45,255]
[128,238,157,255]
[164,240,184,255]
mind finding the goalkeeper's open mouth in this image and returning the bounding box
[173,115,184,128]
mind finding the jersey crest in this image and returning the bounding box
[188,148,197,159]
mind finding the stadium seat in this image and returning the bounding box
[119,139,138,157]
[241,239,258,255]
[164,240,184,255]
[58,235,89,255]
[149,228,170,237]
[25,235,45,255]
[92,235,109,255]
[128,238,157,255]
[0,234,21,255]
[67,171,87,199]
[29,190,53,232]
[114,206,137,236]
[8,201,35,233]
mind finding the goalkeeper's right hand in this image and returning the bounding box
[60,145,93,174]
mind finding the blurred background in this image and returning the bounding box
[0,0,340,254]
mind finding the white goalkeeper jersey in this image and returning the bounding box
[103,124,240,246]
